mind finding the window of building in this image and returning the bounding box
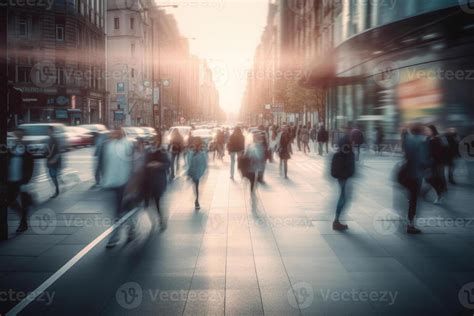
[56,24,65,41]
[114,17,119,30]
[19,18,28,37]
[130,17,134,30]
[131,68,135,78]
[131,43,135,56]
[57,68,66,85]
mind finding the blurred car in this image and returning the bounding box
[166,126,192,145]
[80,124,108,142]
[191,128,213,150]
[122,127,146,142]
[65,126,94,147]
[17,123,69,156]
[140,127,157,143]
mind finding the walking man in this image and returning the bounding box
[227,127,245,179]
[46,126,61,198]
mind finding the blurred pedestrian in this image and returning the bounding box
[257,125,269,183]
[310,124,318,152]
[296,124,302,151]
[245,132,266,192]
[101,128,134,248]
[426,125,448,204]
[279,126,293,178]
[401,124,430,234]
[146,131,171,230]
[93,130,108,188]
[46,126,61,198]
[330,127,355,231]
[227,126,245,179]
[168,128,184,179]
[375,126,384,154]
[444,127,460,185]
[7,128,34,232]
[187,137,208,210]
[318,124,329,156]
[350,124,364,161]
[301,125,310,154]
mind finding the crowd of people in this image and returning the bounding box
[5,121,471,244]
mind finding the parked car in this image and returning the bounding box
[66,126,94,147]
[140,127,157,143]
[17,123,69,156]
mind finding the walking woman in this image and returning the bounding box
[301,125,311,154]
[146,131,171,230]
[187,137,208,210]
[168,129,184,179]
[245,132,266,193]
[279,126,293,178]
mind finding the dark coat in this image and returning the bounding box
[227,132,245,153]
[146,148,171,197]
[8,144,34,185]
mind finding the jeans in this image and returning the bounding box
[230,152,237,178]
[406,178,422,222]
[335,179,350,221]
[48,166,59,193]
[170,152,180,177]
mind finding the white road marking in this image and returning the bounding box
[6,207,140,316]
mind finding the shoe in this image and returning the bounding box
[407,225,422,234]
[195,201,201,210]
[332,221,349,231]
[16,222,28,233]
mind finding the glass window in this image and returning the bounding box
[17,66,31,83]
[19,18,28,37]
[114,17,119,30]
[130,17,134,30]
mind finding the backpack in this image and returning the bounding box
[331,152,355,179]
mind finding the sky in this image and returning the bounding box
[162,0,269,116]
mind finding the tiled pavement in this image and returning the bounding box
[1,150,474,315]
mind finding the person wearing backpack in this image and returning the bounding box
[330,127,355,231]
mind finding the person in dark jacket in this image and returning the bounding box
[403,124,430,234]
[227,127,245,179]
[279,126,293,178]
[47,126,61,198]
[317,124,329,156]
[7,128,34,232]
[146,132,171,230]
[168,129,184,179]
[332,127,355,231]
[444,127,460,185]
[426,125,448,204]
[350,125,364,161]
[375,126,384,154]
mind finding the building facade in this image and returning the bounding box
[7,0,107,126]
